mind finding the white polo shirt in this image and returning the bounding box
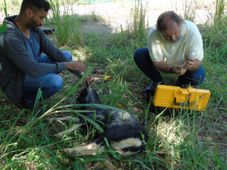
[147,20,204,66]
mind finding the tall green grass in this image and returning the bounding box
[202,0,227,63]
[182,0,198,21]
[201,0,227,106]
[3,0,8,17]
[214,0,225,25]
[0,0,226,169]
[128,0,147,40]
[48,0,83,47]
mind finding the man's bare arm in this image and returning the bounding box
[153,61,172,73]
[183,58,202,71]
[153,61,187,75]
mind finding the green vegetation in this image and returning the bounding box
[0,23,7,33]
[3,0,8,17]
[0,0,226,169]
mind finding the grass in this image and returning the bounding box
[3,0,8,17]
[0,0,227,169]
[182,0,198,21]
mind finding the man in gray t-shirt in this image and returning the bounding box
[0,0,86,108]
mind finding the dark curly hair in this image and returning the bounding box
[157,11,183,32]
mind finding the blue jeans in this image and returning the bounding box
[134,48,205,86]
[23,51,72,108]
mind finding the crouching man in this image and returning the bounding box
[0,0,86,108]
[134,11,205,96]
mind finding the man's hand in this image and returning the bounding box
[183,58,194,70]
[64,61,86,73]
[172,66,187,75]
[183,58,202,71]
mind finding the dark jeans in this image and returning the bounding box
[23,51,72,108]
[134,48,205,86]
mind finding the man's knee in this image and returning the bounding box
[134,48,142,62]
[63,51,73,61]
[49,75,64,94]
[192,66,205,85]
[178,67,205,86]
[134,48,149,64]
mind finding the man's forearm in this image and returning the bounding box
[153,61,187,75]
[183,59,202,71]
[153,61,172,73]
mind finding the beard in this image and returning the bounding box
[27,19,41,29]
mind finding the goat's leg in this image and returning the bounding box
[47,116,81,138]
[47,116,79,124]
[54,124,82,138]
[63,142,105,156]
[111,137,143,156]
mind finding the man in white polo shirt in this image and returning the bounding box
[134,11,205,96]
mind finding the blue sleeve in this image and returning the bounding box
[4,30,65,77]
[37,28,70,62]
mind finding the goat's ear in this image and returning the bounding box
[85,79,90,88]
[85,76,94,88]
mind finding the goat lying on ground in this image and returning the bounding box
[48,81,147,156]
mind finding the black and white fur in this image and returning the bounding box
[50,81,147,156]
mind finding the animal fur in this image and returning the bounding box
[49,81,147,156]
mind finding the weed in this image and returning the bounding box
[0,0,226,169]
[214,0,225,25]
[128,0,147,40]
[3,0,8,17]
[182,0,198,21]
[49,0,83,47]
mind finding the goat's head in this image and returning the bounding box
[76,80,101,104]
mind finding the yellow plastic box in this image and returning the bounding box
[153,85,211,111]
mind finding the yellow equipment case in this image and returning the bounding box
[153,85,211,111]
